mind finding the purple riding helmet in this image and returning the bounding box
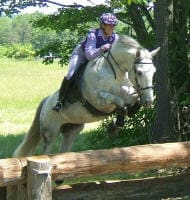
[99,13,118,26]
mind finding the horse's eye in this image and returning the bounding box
[136,70,142,76]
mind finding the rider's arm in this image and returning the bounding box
[84,30,102,61]
[84,30,119,61]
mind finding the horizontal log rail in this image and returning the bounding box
[53,173,190,200]
[0,141,190,187]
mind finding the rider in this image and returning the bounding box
[52,12,119,112]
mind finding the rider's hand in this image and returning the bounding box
[100,44,111,52]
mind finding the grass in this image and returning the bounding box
[0,58,63,135]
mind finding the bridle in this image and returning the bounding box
[133,60,154,94]
[102,50,154,94]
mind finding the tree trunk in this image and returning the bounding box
[171,1,190,92]
[152,0,174,142]
[128,3,149,46]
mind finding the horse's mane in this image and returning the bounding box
[116,35,142,49]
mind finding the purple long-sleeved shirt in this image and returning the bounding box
[84,28,119,60]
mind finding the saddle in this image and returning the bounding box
[66,62,115,116]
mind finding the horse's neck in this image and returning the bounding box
[108,47,136,74]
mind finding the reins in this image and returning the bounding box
[101,50,123,80]
[133,60,154,94]
[102,50,154,94]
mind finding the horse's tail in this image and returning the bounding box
[13,97,48,157]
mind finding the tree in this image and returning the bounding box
[169,1,190,139]
[152,0,190,142]
[170,1,190,95]
[12,14,33,43]
[110,0,155,47]
[152,0,174,142]
[0,0,44,16]
[0,16,13,44]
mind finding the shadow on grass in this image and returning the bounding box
[0,126,148,159]
[0,130,112,159]
[0,132,62,159]
[0,133,25,159]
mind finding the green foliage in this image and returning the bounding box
[0,16,13,44]
[0,13,58,60]
[32,5,112,64]
[36,30,79,65]
[0,0,150,16]
[73,108,154,152]
[33,5,110,32]
[111,0,149,7]
[0,14,34,45]
[5,43,35,59]
[32,5,134,65]
[0,45,8,57]
[0,0,44,16]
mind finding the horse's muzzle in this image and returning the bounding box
[142,100,153,108]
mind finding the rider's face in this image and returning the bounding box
[102,24,115,36]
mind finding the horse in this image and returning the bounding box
[13,35,160,157]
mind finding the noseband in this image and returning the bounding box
[133,60,154,94]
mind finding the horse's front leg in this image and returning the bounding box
[98,90,124,107]
[41,126,60,154]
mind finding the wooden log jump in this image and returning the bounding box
[53,173,190,200]
[0,141,190,199]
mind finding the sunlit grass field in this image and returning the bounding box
[0,58,64,135]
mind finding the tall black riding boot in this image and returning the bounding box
[52,77,71,112]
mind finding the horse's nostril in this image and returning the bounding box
[144,100,152,108]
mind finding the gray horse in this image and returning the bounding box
[13,35,159,157]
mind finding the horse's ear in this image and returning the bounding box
[150,47,160,57]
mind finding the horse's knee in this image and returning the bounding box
[41,126,60,154]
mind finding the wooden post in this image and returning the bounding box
[6,184,27,200]
[27,156,52,200]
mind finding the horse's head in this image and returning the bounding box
[129,47,160,107]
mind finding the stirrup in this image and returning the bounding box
[52,102,62,112]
